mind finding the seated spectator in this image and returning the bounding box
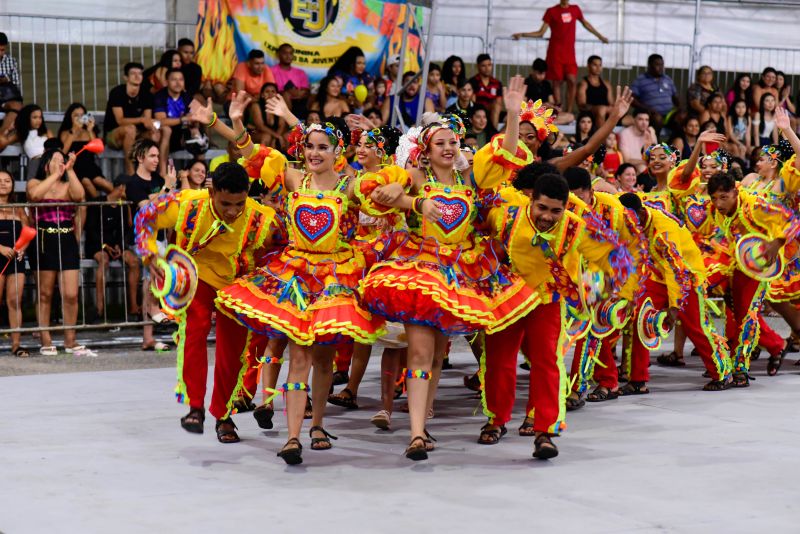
[752,67,778,114]
[382,71,434,127]
[446,79,475,120]
[0,32,22,149]
[636,170,656,192]
[271,43,310,120]
[577,55,613,125]
[569,110,594,144]
[372,78,388,110]
[250,82,287,149]
[469,53,503,128]
[442,55,466,107]
[59,103,112,198]
[209,140,240,173]
[329,46,374,99]
[232,49,275,101]
[463,133,479,151]
[726,73,752,110]
[776,71,797,132]
[753,92,778,146]
[26,149,96,356]
[0,169,31,356]
[383,54,401,96]
[144,50,181,94]
[699,93,726,136]
[687,65,720,117]
[179,158,209,190]
[425,63,447,113]
[104,61,160,175]
[523,58,574,125]
[669,115,700,161]
[153,68,203,175]
[364,107,383,128]
[310,75,350,118]
[618,108,657,173]
[602,131,623,177]
[614,162,639,193]
[178,38,203,98]
[305,110,322,125]
[15,104,53,177]
[630,54,678,132]
[726,98,752,160]
[466,104,496,148]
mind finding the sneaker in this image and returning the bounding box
[370,410,391,430]
[65,345,98,358]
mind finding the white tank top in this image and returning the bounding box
[24,130,47,159]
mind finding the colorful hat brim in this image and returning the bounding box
[154,245,198,315]
[591,298,630,338]
[636,297,669,350]
[735,234,783,282]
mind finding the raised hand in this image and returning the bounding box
[697,130,726,147]
[775,106,792,131]
[265,94,290,119]
[189,97,214,125]
[611,86,633,118]
[229,91,253,123]
[503,75,526,116]
[64,152,77,171]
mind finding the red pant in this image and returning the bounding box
[630,280,730,382]
[178,280,264,419]
[571,331,620,393]
[241,337,269,401]
[724,270,781,373]
[334,343,353,373]
[483,302,566,435]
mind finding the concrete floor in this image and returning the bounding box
[2,330,800,534]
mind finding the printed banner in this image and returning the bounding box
[195,0,425,85]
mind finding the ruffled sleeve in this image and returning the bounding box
[747,192,800,244]
[134,190,183,265]
[473,134,533,191]
[354,165,412,217]
[780,154,800,194]
[238,144,287,196]
[668,159,701,200]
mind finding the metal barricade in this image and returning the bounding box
[699,45,800,99]
[0,13,196,113]
[429,34,487,64]
[0,200,151,339]
[491,37,694,98]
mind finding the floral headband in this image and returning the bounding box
[519,99,559,141]
[400,114,466,166]
[701,149,730,171]
[287,121,346,159]
[642,143,680,163]
[760,139,794,165]
[352,128,387,151]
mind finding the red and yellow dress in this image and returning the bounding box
[361,168,536,335]
[215,147,388,346]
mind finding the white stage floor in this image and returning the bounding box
[2,336,799,533]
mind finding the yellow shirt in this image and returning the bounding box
[638,159,700,219]
[209,154,231,172]
[473,134,534,191]
[135,189,278,290]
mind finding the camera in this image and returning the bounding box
[79,113,93,125]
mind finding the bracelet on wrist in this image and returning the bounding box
[206,112,218,129]
[412,197,425,214]
[236,132,252,149]
[234,128,248,142]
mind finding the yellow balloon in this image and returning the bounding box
[354,84,368,103]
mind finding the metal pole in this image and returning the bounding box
[416,3,437,124]
[486,0,493,55]
[616,0,625,66]
[690,0,702,74]
[391,3,412,130]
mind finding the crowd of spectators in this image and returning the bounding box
[0,24,799,355]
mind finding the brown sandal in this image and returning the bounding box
[215,418,240,444]
[532,433,559,460]
[405,436,428,461]
[518,418,536,436]
[327,387,359,409]
[478,424,507,445]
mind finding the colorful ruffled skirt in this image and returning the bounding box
[360,231,537,336]
[216,246,386,346]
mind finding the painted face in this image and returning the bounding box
[303,130,337,173]
[426,128,459,168]
[355,132,381,169]
[528,194,565,232]
[519,122,541,154]
[710,188,738,216]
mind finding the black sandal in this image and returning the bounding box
[566,393,586,411]
[586,386,619,402]
[405,436,428,461]
[277,438,303,465]
[309,425,338,450]
[332,370,349,386]
[518,418,536,436]
[423,429,437,452]
[327,387,359,409]
[618,381,649,396]
[478,424,507,445]
[463,373,481,392]
[750,347,762,361]
[657,351,686,367]
[232,398,256,413]
[703,377,732,391]
[532,434,559,460]
[12,346,29,358]
[731,373,750,388]
[617,365,629,383]
[180,407,205,434]
[786,335,800,353]
[253,404,274,430]
[215,418,240,444]
[767,344,788,376]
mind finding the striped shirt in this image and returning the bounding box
[0,53,20,88]
[630,73,677,115]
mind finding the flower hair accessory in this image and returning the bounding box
[761,139,794,165]
[643,143,680,163]
[701,149,730,171]
[396,126,422,168]
[519,99,559,141]
[287,121,346,159]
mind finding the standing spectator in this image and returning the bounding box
[231,50,275,101]
[15,104,53,177]
[104,62,160,175]
[630,54,678,132]
[59,103,112,197]
[445,79,475,120]
[310,75,350,117]
[726,73,752,109]
[466,104,496,148]
[0,169,31,356]
[754,93,779,146]
[0,32,22,148]
[153,68,198,175]
[523,59,574,124]
[687,66,719,117]
[382,71,433,127]
[179,159,209,190]
[270,43,310,119]
[250,82,287,149]
[143,50,181,94]
[577,55,613,125]
[177,38,203,98]
[442,55,466,106]
[751,67,778,114]
[425,63,447,113]
[618,109,657,172]
[512,1,608,113]
[469,54,503,128]
[26,149,96,357]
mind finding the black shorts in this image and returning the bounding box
[28,223,80,271]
